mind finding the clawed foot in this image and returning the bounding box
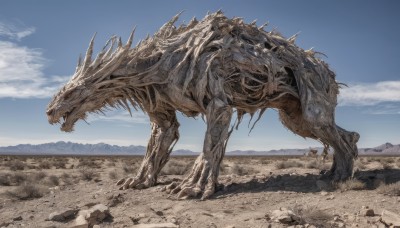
[116,176,155,190]
[164,159,218,200]
[165,179,216,200]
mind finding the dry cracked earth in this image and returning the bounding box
[0,155,400,228]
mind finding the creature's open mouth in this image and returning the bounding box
[48,106,90,132]
[60,110,72,128]
[59,108,77,132]
[46,108,77,132]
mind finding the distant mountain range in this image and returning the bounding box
[0,141,398,156]
[0,141,146,155]
[358,142,400,155]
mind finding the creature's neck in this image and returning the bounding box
[98,66,154,113]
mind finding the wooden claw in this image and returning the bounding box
[116,178,125,185]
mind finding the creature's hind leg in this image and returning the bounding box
[118,110,179,189]
[167,98,233,199]
[322,125,359,180]
[279,105,359,181]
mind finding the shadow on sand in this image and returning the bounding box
[213,168,400,198]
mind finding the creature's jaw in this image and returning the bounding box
[47,107,83,132]
[47,113,60,125]
[59,108,77,132]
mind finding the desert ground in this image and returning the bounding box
[0,155,399,228]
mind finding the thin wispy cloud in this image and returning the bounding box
[362,103,400,115]
[0,22,68,99]
[0,22,35,41]
[339,81,400,106]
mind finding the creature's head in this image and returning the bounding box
[46,30,135,132]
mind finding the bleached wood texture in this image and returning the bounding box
[47,11,359,199]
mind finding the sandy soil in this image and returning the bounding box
[0,156,399,228]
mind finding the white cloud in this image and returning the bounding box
[339,81,400,106]
[0,22,35,40]
[0,22,68,99]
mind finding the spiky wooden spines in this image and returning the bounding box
[48,11,359,199]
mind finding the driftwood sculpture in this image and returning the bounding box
[47,11,359,199]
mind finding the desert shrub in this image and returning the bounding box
[365,157,374,163]
[379,158,388,165]
[358,157,367,164]
[382,163,392,170]
[61,172,70,179]
[26,164,37,169]
[109,171,118,180]
[123,164,137,174]
[230,164,257,176]
[385,157,395,164]
[79,169,99,181]
[17,157,27,162]
[120,161,137,174]
[0,172,27,186]
[337,179,366,191]
[259,158,271,165]
[377,182,400,196]
[8,160,26,171]
[161,160,192,175]
[306,160,330,170]
[11,172,27,185]
[107,161,116,167]
[0,173,11,186]
[299,156,309,161]
[275,160,304,169]
[39,160,52,169]
[6,183,47,200]
[292,205,332,227]
[52,158,67,169]
[354,160,366,170]
[306,160,320,169]
[219,162,230,175]
[61,172,74,185]
[396,159,400,168]
[47,175,60,186]
[33,171,47,181]
[78,158,101,169]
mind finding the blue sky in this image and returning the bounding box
[0,1,399,151]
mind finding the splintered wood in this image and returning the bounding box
[47,11,359,199]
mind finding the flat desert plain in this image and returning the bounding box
[0,155,400,228]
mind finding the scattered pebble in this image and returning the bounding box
[326,195,335,200]
[12,216,22,221]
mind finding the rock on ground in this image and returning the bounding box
[271,208,302,225]
[48,208,79,222]
[72,204,111,228]
[360,207,375,217]
[381,209,400,227]
[132,223,179,228]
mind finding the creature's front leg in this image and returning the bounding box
[167,98,232,200]
[118,111,179,189]
[321,125,359,181]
